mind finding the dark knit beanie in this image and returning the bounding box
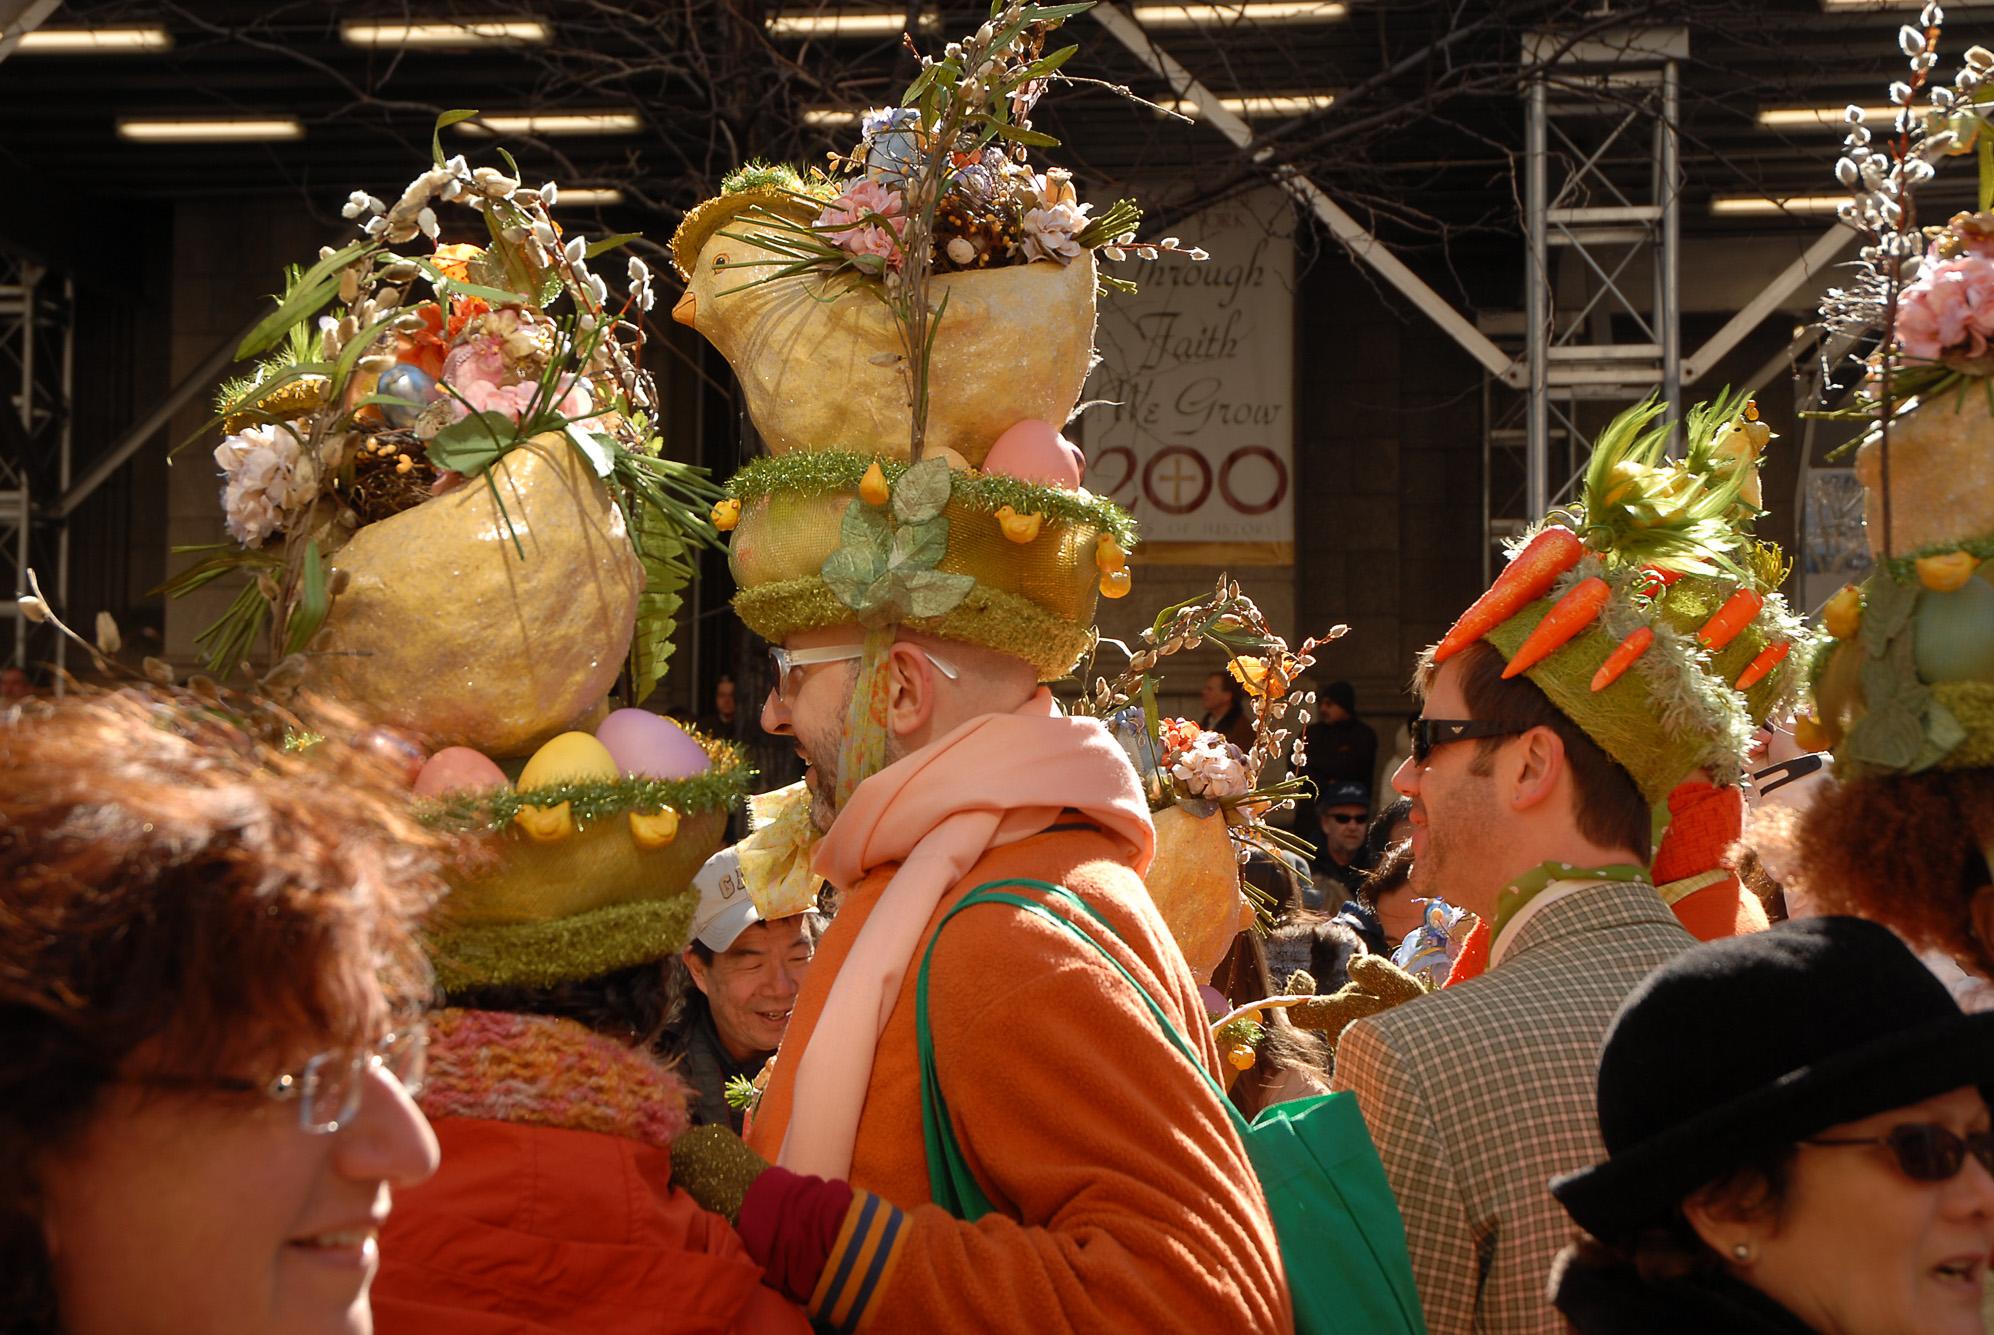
[1552,915,1994,1239]
[1325,681,1357,714]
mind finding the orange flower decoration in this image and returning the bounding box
[433,243,485,284]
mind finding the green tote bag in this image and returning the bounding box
[914,878,1429,1335]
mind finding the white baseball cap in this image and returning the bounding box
[689,846,762,952]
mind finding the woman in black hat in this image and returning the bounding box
[1548,916,1994,1335]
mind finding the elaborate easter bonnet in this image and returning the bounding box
[1803,11,1994,777]
[1433,394,1810,806]
[669,3,1210,698]
[164,124,750,988]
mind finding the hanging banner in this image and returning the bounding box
[1078,190,1295,565]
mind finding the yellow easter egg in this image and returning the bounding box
[518,731,620,792]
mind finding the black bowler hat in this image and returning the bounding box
[1552,916,1994,1240]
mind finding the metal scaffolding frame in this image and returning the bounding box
[1507,25,1687,544]
[0,250,72,669]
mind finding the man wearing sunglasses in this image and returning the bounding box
[1330,639,1698,1335]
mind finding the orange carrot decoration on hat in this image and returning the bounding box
[1433,527,1584,664]
[1733,640,1791,690]
[1502,576,1610,679]
[1590,625,1656,692]
[1698,588,1764,650]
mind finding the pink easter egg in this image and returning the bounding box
[595,707,712,780]
[414,746,511,796]
[981,419,1084,489]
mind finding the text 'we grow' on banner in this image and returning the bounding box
[1078,190,1295,567]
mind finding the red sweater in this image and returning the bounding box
[747,825,1293,1334]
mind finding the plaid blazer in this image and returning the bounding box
[1332,880,1696,1335]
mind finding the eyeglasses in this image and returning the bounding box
[768,642,959,701]
[1325,812,1369,824]
[136,1027,427,1135]
[1409,717,1524,764]
[1804,1123,1994,1183]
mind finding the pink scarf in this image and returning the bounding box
[775,688,1155,1179]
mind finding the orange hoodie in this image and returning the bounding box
[748,825,1293,1334]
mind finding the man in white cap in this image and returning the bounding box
[661,849,819,1133]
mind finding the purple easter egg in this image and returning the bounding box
[595,707,712,780]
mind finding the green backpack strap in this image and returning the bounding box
[915,877,1243,1221]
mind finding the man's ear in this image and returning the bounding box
[883,642,939,739]
[1507,725,1566,813]
[682,946,712,997]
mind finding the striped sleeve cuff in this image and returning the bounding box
[807,1189,909,1334]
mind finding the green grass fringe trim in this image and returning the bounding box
[1880,532,1994,583]
[428,895,699,991]
[420,735,752,832]
[726,451,1138,549]
[1934,681,1994,770]
[733,575,1095,681]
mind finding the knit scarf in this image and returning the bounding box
[1489,861,1649,967]
[775,688,1155,1180]
[418,1007,693,1148]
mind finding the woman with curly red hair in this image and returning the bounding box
[1785,771,1994,1002]
[0,690,449,1335]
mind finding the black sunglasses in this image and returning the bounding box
[1804,1123,1994,1183]
[1409,717,1523,764]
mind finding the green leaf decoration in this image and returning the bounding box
[149,544,281,599]
[1861,572,1920,656]
[891,455,954,523]
[585,232,644,259]
[567,423,616,478]
[628,497,691,707]
[237,239,377,360]
[434,109,480,164]
[326,309,404,402]
[413,255,528,308]
[284,541,330,657]
[425,411,520,475]
[194,581,272,680]
[902,568,977,617]
[890,514,949,569]
[822,543,887,609]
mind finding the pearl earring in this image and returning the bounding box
[1731,1243,1751,1261]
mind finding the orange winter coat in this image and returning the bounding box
[748,824,1292,1334]
[370,1009,807,1335]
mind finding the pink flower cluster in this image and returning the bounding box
[816,180,908,270]
[1896,251,1994,364]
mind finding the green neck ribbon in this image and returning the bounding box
[1491,860,1649,943]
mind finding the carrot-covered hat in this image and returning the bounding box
[1430,395,1810,805]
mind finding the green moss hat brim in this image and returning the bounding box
[428,895,698,991]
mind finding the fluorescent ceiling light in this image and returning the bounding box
[766,10,941,36]
[551,188,625,206]
[458,112,642,136]
[1819,0,1994,8]
[1709,194,1847,216]
[340,19,550,48]
[803,107,861,126]
[1131,2,1347,27]
[15,27,172,51]
[1757,105,1895,129]
[1170,93,1334,119]
[117,117,303,142]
